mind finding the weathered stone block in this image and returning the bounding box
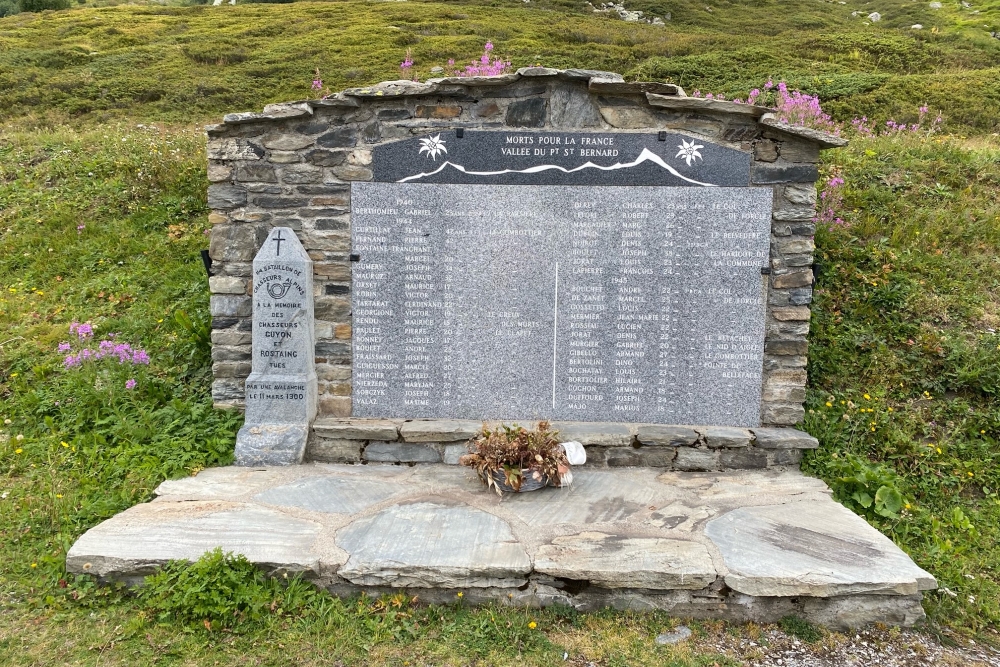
[212,361,251,378]
[235,163,277,183]
[720,448,769,469]
[754,140,778,162]
[364,442,441,463]
[262,133,315,151]
[751,163,819,184]
[606,447,641,467]
[210,295,252,318]
[443,444,468,464]
[313,419,399,441]
[776,238,815,255]
[772,306,811,321]
[552,422,632,447]
[211,345,251,362]
[317,128,358,148]
[279,164,324,184]
[208,163,233,182]
[314,296,351,320]
[675,447,719,471]
[638,448,677,467]
[207,138,263,161]
[305,149,347,167]
[761,403,806,425]
[252,196,310,208]
[308,437,362,463]
[505,98,547,127]
[771,449,804,466]
[784,183,817,206]
[752,427,819,449]
[703,426,752,448]
[332,165,373,181]
[636,425,699,447]
[211,329,252,346]
[270,151,302,164]
[400,420,481,443]
[208,184,247,209]
[209,276,246,295]
[377,108,412,121]
[765,340,808,355]
[319,396,352,417]
[772,270,813,289]
[762,384,807,403]
[415,105,462,119]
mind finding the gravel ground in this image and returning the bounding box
[704,625,1000,666]
[566,623,1000,667]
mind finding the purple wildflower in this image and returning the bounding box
[58,342,71,353]
[125,379,137,390]
[69,321,93,340]
[76,225,84,235]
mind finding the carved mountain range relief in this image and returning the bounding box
[371,131,752,187]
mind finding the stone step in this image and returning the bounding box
[66,464,934,630]
[307,418,817,470]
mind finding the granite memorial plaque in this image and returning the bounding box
[371,130,751,186]
[351,182,772,426]
[235,227,317,465]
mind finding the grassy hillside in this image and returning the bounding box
[0,0,999,129]
[2,0,1000,662]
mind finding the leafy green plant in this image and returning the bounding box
[778,615,823,642]
[139,548,320,631]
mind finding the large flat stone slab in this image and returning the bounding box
[705,501,936,597]
[498,469,672,525]
[66,464,936,628]
[66,502,324,578]
[253,476,406,515]
[336,502,531,588]
[534,532,717,589]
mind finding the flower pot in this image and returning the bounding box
[490,468,548,494]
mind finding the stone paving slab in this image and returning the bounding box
[66,464,936,628]
[705,501,936,597]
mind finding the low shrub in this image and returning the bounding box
[139,548,321,631]
[19,0,69,11]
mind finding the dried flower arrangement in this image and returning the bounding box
[459,421,570,496]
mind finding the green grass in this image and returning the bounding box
[1,0,1000,662]
[0,0,999,129]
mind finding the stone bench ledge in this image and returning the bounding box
[311,418,820,449]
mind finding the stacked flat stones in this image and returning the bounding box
[206,68,845,427]
[309,418,818,470]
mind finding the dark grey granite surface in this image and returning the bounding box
[371,131,751,187]
[351,183,771,426]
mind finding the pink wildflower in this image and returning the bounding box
[125,379,137,390]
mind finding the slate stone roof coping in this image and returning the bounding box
[646,92,770,117]
[209,72,848,153]
[759,113,849,148]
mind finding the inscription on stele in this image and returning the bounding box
[351,181,772,427]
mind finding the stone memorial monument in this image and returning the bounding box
[65,70,939,630]
[203,70,834,466]
[233,226,317,465]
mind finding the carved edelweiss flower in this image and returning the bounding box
[418,134,448,160]
[675,138,704,167]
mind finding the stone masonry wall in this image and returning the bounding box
[206,68,845,427]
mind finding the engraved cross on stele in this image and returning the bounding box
[273,230,286,256]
